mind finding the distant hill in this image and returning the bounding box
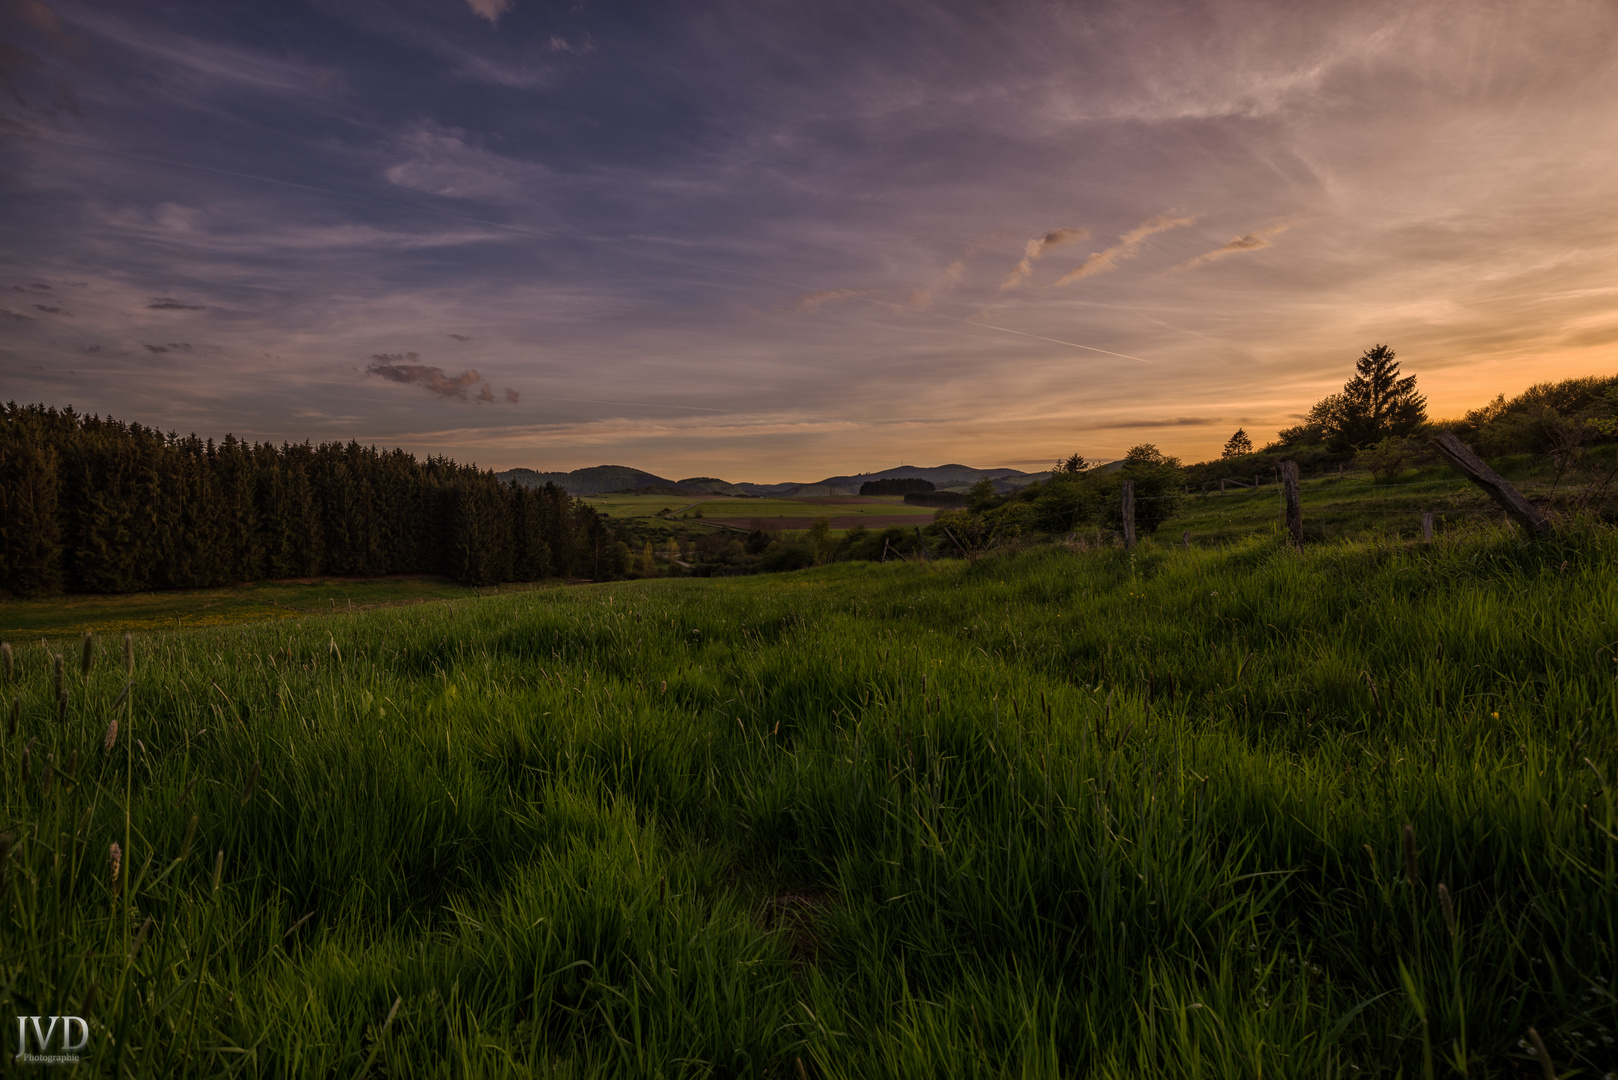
[736,464,1035,497]
[498,463,1040,498]
[496,465,675,495]
[676,477,750,496]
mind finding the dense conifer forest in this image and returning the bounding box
[0,403,622,597]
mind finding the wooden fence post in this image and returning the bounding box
[1121,479,1136,548]
[1280,460,1302,549]
[1421,511,1433,542]
[1429,432,1552,535]
[913,526,929,560]
[1182,530,1190,549]
[1220,478,1227,495]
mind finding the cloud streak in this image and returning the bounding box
[1052,215,1195,286]
[786,288,868,314]
[1170,224,1290,273]
[1000,228,1086,290]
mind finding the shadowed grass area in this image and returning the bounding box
[0,576,555,639]
[2,522,1615,1076]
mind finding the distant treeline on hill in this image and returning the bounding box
[0,403,618,597]
[859,477,934,496]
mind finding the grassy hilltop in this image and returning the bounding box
[3,521,1616,1077]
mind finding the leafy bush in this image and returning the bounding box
[1354,436,1434,482]
[756,540,817,572]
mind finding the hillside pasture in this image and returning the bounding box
[1154,467,1591,545]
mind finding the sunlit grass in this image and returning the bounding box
[2,522,1615,1076]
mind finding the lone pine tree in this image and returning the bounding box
[1221,429,1253,459]
[1326,344,1428,451]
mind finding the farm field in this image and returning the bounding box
[2,522,1614,1076]
[583,492,939,534]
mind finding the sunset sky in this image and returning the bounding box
[2,0,1616,481]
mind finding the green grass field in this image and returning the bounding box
[1170,468,1573,546]
[0,576,547,640]
[3,522,1616,1076]
[584,493,937,524]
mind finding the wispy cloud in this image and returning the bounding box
[147,297,204,310]
[908,256,967,310]
[1101,415,1222,429]
[1170,224,1290,273]
[1052,215,1194,285]
[143,342,191,353]
[465,0,513,26]
[1000,228,1086,290]
[384,124,546,201]
[785,288,868,314]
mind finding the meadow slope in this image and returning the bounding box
[2,524,1616,1077]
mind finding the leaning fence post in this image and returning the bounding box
[1280,460,1302,549]
[1421,511,1434,542]
[1429,432,1552,535]
[1120,479,1136,548]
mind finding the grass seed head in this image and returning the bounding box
[179,814,198,861]
[1526,1026,1556,1080]
[240,760,261,806]
[7,694,16,737]
[212,849,223,892]
[109,841,122,886]
[1,641,12,683]
[81,631,93,678]
[56,688,67,724]
[52,652,63,700]
[1438,882,1456,937]
[20,738,32,782]
[1402,824,1419,887]
[0,832,12,896]
[103,717,118,753]
[129,915,153,962]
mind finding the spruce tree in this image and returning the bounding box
[1331,344,1427,450]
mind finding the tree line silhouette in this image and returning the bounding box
[0,403,621,597]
